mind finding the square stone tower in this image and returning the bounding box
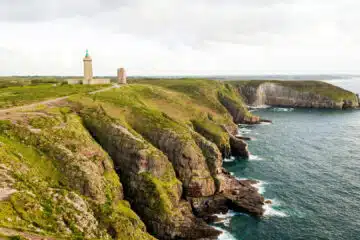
[117,68,127,84]
[83,50,93,84]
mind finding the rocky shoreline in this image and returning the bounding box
[1,79,357,240]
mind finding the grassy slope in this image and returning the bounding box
[227,80,357,102]
[0,84,109,109]
[79,79,246,154]
[0,107,153,240]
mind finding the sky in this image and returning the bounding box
[1,0,360,76]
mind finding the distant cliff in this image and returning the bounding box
[229,80,359,109]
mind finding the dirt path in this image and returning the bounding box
[0,84,120,117]
[0,227,58,240]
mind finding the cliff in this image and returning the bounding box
[2,79,354,239]
[229,80,359,109]
[0,79,264,239]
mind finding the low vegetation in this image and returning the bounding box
[0,83,109,109]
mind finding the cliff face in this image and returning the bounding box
[80,106,220,239]
[0,79,266,239]
[235,81,359,109]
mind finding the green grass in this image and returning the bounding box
[0,84,109,109]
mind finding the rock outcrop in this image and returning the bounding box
[218,92,260,124]
[126,108,216,198]
[237,82,359,109]
[80,106,220,240]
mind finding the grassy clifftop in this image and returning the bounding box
[227,80,357,102]
[1,78,353,239]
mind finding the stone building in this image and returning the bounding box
[67,50,111,85]
[83,49,93,84]
[117,68,127,84]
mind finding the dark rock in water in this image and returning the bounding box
[190,195,230,218]
[190,168,264,220]
[260,119,272,123]
[217,169,264,217]
[203,215,223,224]
[243,115,261,124]
[235,135,252,141]
[265,199,272,204]
[230,135,250,158]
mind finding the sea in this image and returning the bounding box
[214,78,360,240]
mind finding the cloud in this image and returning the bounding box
[0,0,131,22]
[1,0,360,75]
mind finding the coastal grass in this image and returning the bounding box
[0,84,109,109]
[0,107,154,239]
[80,81,238,150]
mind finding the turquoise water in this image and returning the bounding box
[215,107,360,240]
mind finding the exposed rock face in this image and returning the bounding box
[191,131,223,179]
[239,82,359,109]
[190,170,265,219]
[229,135,250,158]
[80,107,220,240]
[127,109,216,198]
[218,93,260,124]
[190,131,264,218]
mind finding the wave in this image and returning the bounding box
[223,156,235,163]
[248,105,271,109]
[214,210,238,227]
[234,177,266,194]
[213,226,237,240]
[238,127,252,133]
[252,180,266,194]
[271,108,294,112]
[249,154,264,161]
[263,199,288,217]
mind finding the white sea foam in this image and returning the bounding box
[249,105,271,109]
[260,122,272,126]
[223,156,235,163]
[235,177,248,181]
[238,128,252,134]
[252,180,266,194]
[249,154,264,161]
[263,199,288,217]
[214,210,238,226]
[213,226,237,240]
[271,107,294,112]
[234,178,266,194]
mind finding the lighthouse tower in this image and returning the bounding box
[83,49,93,84]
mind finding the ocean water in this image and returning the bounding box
[215,80,360,240]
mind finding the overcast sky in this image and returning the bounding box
[1,0,360,76]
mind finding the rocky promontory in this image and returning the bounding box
[0,79,265,240]
[229,80,359,109]
[1,79,356,239]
